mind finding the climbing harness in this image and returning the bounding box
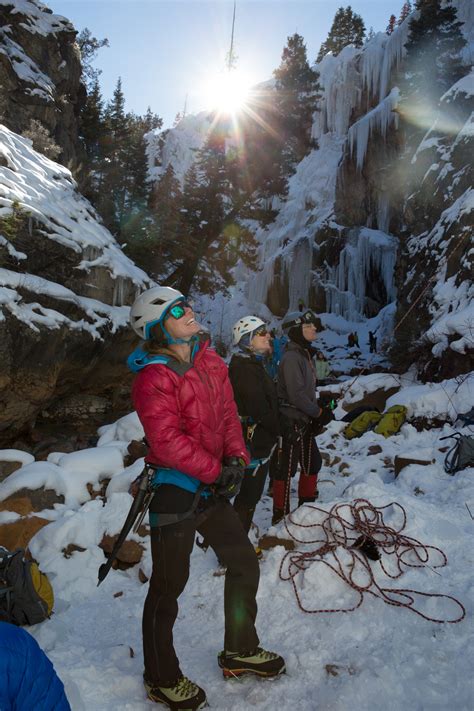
[277,498,465,624]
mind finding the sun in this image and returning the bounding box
[203,70,253,115]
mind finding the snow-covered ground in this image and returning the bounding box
[0,373,473,710]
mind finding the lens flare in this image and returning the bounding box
[203,70,253,115]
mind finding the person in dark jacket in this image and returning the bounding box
[273,310,327,525]
[128,287,285,710]
[0,621,71,711]
[229,316,280,537]
[369,331,377,353]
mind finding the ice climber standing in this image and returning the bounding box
[228,316,280,540]
[273,310,331,524]
[127,286,285,710]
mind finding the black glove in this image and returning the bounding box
[280,414,308,445]
[213,457,245,499]
[311,405,334,434]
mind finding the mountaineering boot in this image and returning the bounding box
[144,675,207,710]
[271,508,285,525]
[218,647,286,679]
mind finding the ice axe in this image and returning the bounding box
[97,467,153,586]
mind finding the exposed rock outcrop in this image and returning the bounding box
[0,125,152,443]
[0,0,85,165]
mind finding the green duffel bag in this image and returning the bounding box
[373,405,407,437]
[343,410,383,439]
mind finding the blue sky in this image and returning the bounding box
[50,1,399,128]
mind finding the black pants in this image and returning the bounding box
[233,460,269,534]
[143,485,260,686]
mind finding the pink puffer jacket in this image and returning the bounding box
[132,341,249,484]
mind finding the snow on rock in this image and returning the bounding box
[386,374,473,421]
[0,125,148,287]
[0,446,124,507]
[147,111,214,186]
[0,448,34,465]
[441,68,474,102]
[0,124,152,338]
[426,276,474,356]
[0,0,73,103]
[97,411,144,446]
[0,269,131,337]
[0,0,73,37]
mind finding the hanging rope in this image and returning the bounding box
[278,498,466,624]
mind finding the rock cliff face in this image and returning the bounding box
[0,125,151,443]
[0,0,84,165]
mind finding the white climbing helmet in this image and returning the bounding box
[130,286,184,339]
[232,315,266,346]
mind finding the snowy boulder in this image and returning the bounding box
[0,486,64,512]
[0,448,35,482]
[0,446,124,508]
[0,514,50,551]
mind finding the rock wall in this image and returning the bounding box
[0,125,152,444]
[0,0,85,165]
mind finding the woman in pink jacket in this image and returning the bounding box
[128,286,285,710]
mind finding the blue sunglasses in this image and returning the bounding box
[166,300,192,320]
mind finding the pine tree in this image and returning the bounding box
[150,164,183,274]
[77,28,109,91]
[123,163,181,279]
[366,26,376,42]
[166,119,257,293]
[403,0,467,100]
[273,33,321,167]
[80,78,104,160]
[317,6,366,62]
[386,15,397,35]
[398,1,412,25]
[143,106,163,132]
[107,77,127,146]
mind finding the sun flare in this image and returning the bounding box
[203,70,253,114]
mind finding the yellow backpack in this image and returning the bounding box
[0,548,54,626]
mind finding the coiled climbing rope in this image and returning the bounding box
[278,498,466,624]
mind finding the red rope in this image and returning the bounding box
[278,498,466,624]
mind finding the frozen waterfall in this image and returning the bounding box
[326,228,397,322]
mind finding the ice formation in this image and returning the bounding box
[348,87,400,171]
[326,228,397,322]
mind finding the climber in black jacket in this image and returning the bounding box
[229,316,280,535]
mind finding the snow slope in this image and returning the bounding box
[1,374,473,710]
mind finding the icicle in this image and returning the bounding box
[376,192,391,233]
[360,19,411,101]
[348,88,400,171]
[315,47,361,139]
[325,228,397,321]
[287,236,313,310]
[112,276,126,306]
